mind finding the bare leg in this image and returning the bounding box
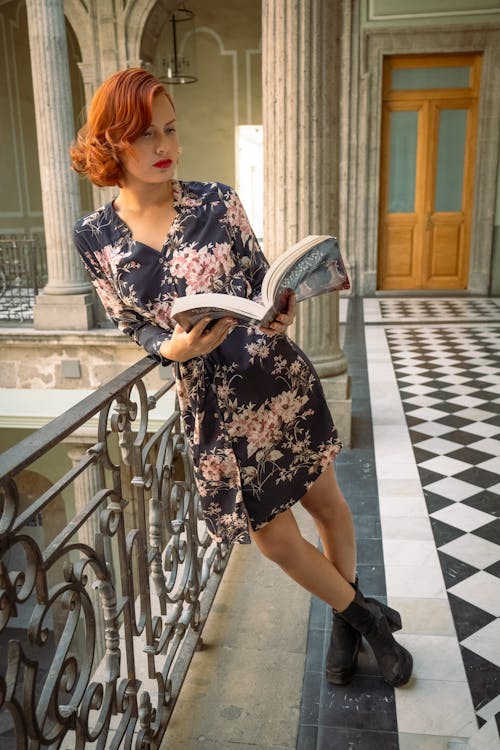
[300,464,357,583]
[250,507,355,612]
[250,489,413,688]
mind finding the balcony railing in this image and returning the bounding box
[0,357,230,748]
[0,236,48,322]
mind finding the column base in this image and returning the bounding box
[313,351,349,378]
[321,372,352,449]
[34,292,95,330]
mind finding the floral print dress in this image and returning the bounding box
[73,180,341,544]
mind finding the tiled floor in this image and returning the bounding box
[297,297,500,750]
[0,288,35,322]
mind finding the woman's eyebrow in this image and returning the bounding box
[150,118,176,127]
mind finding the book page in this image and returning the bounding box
[173,307,237,331]
[171,294,266,330]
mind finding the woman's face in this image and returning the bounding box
[120,93,179,187]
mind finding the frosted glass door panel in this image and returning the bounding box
[435,109,467,212]
[388,111,418,213]
[392,67,470,90]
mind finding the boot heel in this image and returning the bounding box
[365,597,402,631]
[339,590,413,687]
[377,601,402,632]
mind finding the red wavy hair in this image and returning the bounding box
[70,68,174,187]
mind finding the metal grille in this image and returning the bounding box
[0,357,230,748]
[0,236,48,322]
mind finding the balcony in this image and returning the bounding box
[2,263,498,747]
[0,355,231,748]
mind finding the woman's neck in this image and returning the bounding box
[115,180,174,213]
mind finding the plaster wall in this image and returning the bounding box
[154,0,262,187]
[0,1,43,235]
[0,1,92,235]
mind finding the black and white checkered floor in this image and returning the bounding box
[298,297,500,750]
[387,315,500,736]
[364,297,500,324]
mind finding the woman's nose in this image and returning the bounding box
[155,133,169,153]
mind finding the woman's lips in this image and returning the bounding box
[154,159,173,168]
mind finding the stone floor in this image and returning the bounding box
[162,296,500,750]
[0,286,35,322]
[297,296,500,750]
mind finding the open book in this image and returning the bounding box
[171,235,350,330]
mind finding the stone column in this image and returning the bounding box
[262,0,351,443]
[67,443,107,664]
[26,0,95,330]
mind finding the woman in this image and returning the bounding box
[70,67,412,688]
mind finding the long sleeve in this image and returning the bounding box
[73,228,173,364]
[225,189,269,301]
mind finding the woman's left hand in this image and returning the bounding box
[259,290,296,336]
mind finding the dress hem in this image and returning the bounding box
[241,441,342,543]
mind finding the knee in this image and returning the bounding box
[252,527,300,567]
[302,492,348,524]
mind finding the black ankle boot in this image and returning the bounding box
[338,589,413,687]
[325,580,361,685]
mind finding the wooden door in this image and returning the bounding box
[378,54,481,291]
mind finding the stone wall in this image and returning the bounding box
[0,329,169,392]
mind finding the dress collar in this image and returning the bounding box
[171,178,183,207]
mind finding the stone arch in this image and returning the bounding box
[63,0,92,67]
[128,0,182,65]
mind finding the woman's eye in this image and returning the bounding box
[165,127,176,134]
[141,131,153,138]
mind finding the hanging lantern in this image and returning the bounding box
[159,5,198,84]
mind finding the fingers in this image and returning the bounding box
[207,317,235,346]
[287,291,297,316]
[203,317,235,338]
[191,316,236,354]
[190,316,213,335]
[274,290,296,327]
[259,319,290,335]
[276,311,293,326]
[260,293,296,335]
[168,317,236,361]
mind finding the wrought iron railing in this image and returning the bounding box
[0,357,230,748]
[0,236,48,322]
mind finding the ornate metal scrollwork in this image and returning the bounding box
[0,358,230,747]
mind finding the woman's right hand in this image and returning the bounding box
[159,317,236,362]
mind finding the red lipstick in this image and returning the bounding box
[154,159,173,168]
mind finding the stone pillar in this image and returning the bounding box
[262,0,351,444]
[26,0,95,330]
[67,443,106,664]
